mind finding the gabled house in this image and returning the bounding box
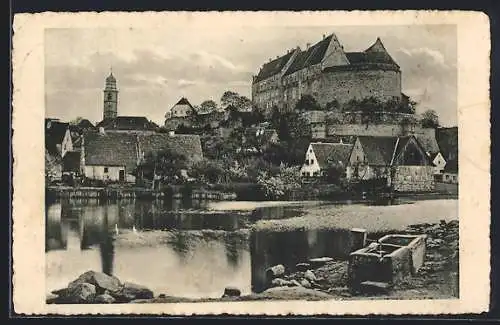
[300,142,353,177]
[81,130,203,183]
[166,97,197,119]
[346,135,435,192]
[429,151,447,175]
[45,119,73,158]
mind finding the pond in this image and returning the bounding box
[45,197,458,299]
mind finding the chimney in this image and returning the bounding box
[98,127,106,135]
[276,55,279,59]
[306,43,311,49]
[323,34,325,39]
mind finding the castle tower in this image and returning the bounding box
[103,70,118,119]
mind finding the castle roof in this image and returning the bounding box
[310,142,353,169]
[255,49,297,82]
[284,35,333,76]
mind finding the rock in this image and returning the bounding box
[59,283,96,303]
[95,293,116,304]
[110,282,154,302]
[308,257,334,268]
[223,286,241,297]
[266,264,285,280]
[290,279,301,287]
[304,270,317,282]
[158,293,166,298]
[296,263,310,272]
[359,281,391,294]
[271,278,291,287]
[300,279,311,288]
[51,288,69,296]
[69,271,122,294]
[260,286,333,300]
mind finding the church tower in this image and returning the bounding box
[103,70,118,119]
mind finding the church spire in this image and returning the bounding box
[103,70,118,120]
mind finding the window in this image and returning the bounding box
[104,167,109,173]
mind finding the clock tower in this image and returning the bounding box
[103,70,118,119]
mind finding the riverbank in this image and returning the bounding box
[47,217,458,303]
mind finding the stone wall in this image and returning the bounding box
[317,69,402,107]
[392,166,435,192]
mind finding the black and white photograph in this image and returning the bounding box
[12,11,490,315]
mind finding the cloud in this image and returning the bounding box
[398,47,447,68]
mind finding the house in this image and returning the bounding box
[429,151,447,175]
[442,158,458,184]
[241,125,279,153]
[346,135,435,192]
[81,130,203,182]
[166,97,196,119]
[96,116,159,134]
[81,132,139,182]
[45,119,73,158]
[300,142,353,177]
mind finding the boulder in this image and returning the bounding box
[266,264,285,280]
[359,281,391,294]
[271,278,291,287]
[223,287,241,297]
[296,263,310,272]
[309,257,334,268]
[158,293,167,298]
[110,282,154,302]
[95,293,116,304]
[304,270,317,282]
[58,283,96,303]
[290,280,302,287]
[300,279,311,288]
[69,271,122,294]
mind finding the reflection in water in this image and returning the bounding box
[250,229,356,293]
[46,197,441,298]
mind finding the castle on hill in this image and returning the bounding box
[252,33,403,116]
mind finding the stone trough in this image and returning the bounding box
[347,234,427,293]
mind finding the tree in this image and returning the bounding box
[199,100,218,114]
[256,165,302,199]
[294,94,321,111]
[136,149,188,186]
[420,109,440,128]
[189,158,230,183]
[221,91,241,109]
[325,99,340,111]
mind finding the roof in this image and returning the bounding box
[436,127,458,161]
[255,50,297,82]
[443,158,458,173]
[83,132,138,172]
[414,132,440,155]
[138,133,203,165]
[174,97,194,108]
[96,116,159,131]
[63,151,81,172]
[311,142,353,169]
[78,119,95,129]
[46,121,69,155]
[356,136,399,165]
[356,135,432,166]
[324,38,400,73]
[285,35,333,76]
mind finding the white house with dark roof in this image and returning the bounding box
[166,97,197,119]
[81,131,203,182]
[300,142,353,177]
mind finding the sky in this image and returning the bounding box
[45,24,457,127]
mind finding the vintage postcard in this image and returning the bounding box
[12,11,490,315]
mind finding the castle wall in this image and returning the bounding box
[317,69,401,107]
